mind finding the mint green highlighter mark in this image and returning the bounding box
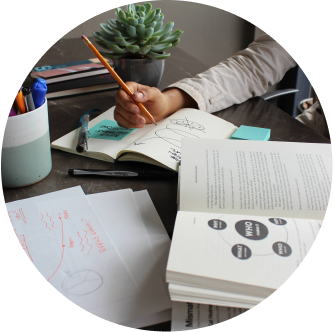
[89,119,137,141]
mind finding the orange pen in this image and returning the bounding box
[16,90,26,114]
[81,35,157,125]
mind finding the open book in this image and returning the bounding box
[167,138,331,308]
[51,107,237,171]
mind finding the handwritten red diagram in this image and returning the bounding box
[9,209,107,283]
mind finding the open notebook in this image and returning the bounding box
[51,107,237,171]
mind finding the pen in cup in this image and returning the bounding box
[31,78,47,108]
[16,89,26,114]
[22,87,35,112]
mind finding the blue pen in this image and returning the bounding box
[31,78,47,108]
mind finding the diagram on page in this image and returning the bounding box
[207,216,294,260]
[7,195,139,310]
[134,117,206,149]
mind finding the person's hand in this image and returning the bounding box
[114,82,171,128]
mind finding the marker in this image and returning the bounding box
[76,114,90,153]
[31,78,47,108]
[9,108,17,117]
[68,169,177,178]
[22,87,35,112]
[16,89,26,114]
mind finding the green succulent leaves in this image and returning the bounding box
[93,2,184,60]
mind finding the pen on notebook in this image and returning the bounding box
[22,87,35,112]
[81,35,157,126]
[76,114,90,153]
[68,169,177,178]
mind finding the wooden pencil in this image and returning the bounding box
[81,35,157,125]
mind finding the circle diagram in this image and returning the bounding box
[235,220,269,240]
[231,244,252,260]
[62,270,103,296]
[269,218,287,226]
[272,242,292,257]
[208,219,227,230]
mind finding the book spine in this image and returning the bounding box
[32,59,95,72]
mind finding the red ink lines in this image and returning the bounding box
[83,230,92,255]
[47,212,57,228]
[69,238,74,248]
[19,208,27,224]
[78,232,84,252]
[17,235,33,261]
[8,212,13,223]
[8,209,27,225]
[40,213,51,230]
[47,214,65,282]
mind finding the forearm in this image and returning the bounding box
[167,35,297,114]
[162,87,198,116]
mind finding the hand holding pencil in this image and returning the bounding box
[81,35,157,126]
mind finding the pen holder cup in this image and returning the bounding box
[1,99,52,188]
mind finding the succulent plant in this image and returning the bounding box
[93,3,184,60]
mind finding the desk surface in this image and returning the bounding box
[3,38,330,331]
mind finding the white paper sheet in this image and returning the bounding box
[86,189,171,324]
[7,187,138,314]
[7,186,172,326]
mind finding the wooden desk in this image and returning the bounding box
[3,38,329,331]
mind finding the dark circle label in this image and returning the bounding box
[235,220,268,240]
[269,218,287,225]
[232,244,252,260]
[272,242,292,257]
[208,219,227,230]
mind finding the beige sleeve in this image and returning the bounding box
[167,35,297,113]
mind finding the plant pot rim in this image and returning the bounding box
[114,57,164,62]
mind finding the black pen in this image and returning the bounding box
[22,87,35,112]
[68,169,177,178]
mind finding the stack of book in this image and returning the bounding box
[167,138,330,309]
[30,58,118,98]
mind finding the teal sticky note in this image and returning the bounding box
[231,125,271,141]
[89,119,137,141]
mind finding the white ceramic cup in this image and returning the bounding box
[1,99,52,188]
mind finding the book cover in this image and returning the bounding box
[32,63,106,79]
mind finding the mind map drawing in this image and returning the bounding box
[208,216,292,260]
[134,117,206,149]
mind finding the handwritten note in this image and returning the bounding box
[6,186,172,325]
[89,119,137,141]
[6,187,138,312]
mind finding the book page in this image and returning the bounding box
[51,107,154,161]
[171,301,245,331]
[118,109,237,171]
[167,210,321,292]
[180,139,331,219]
